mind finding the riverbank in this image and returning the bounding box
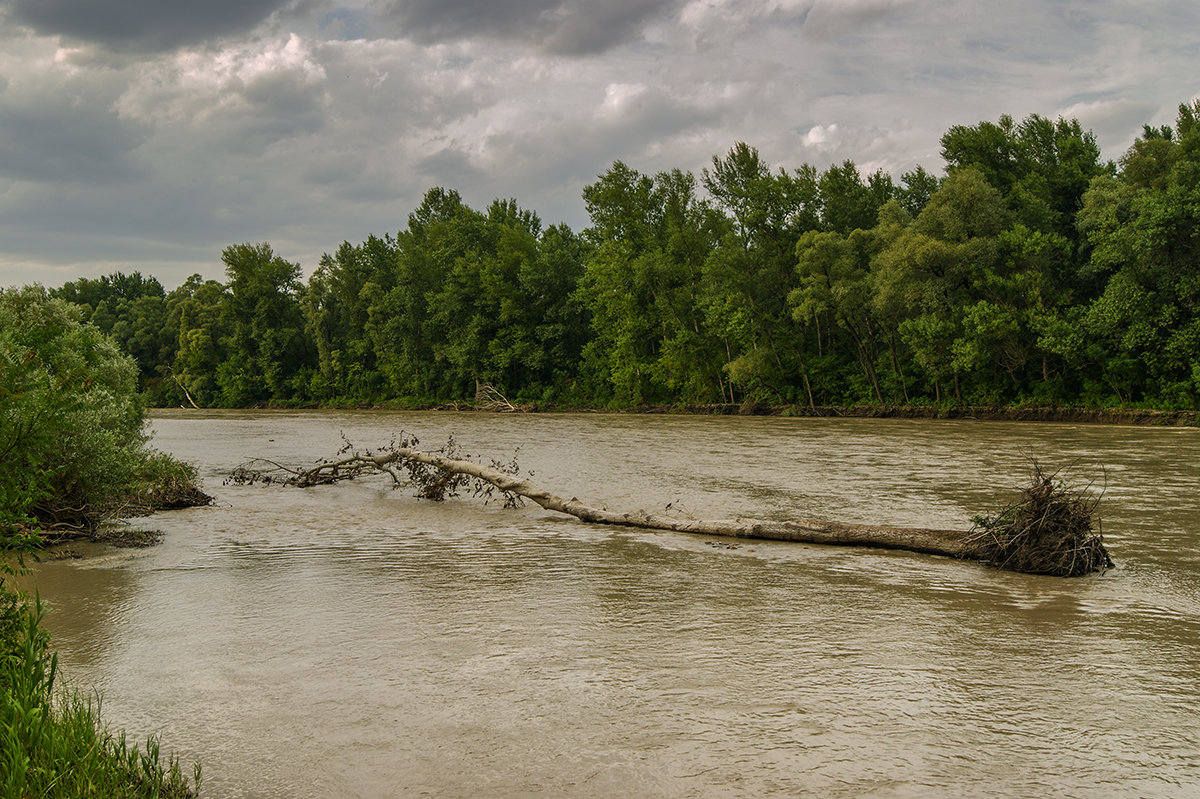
[154,400,1200,427]
[637,403,1200,426]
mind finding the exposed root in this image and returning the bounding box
[24,458,212,543]
[964,462,1112,577]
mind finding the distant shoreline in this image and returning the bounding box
[148,402,1200,427]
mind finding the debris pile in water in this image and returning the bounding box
[964,464,1112,577]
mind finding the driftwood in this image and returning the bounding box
[474,380,517,412]
[227,435,1111,577]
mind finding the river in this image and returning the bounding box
[27,410,1200,798]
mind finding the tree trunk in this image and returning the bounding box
[167,368,201,409]
[888,333,910,403]
[239,446,969,557]
[847,324,884,404]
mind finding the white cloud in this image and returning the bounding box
[804,123,837,149]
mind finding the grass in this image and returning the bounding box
[0,599,200,798]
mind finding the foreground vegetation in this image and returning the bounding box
[44,101,1200,413]
[1,287,204,796]
[0,600,200,798]
[0,286,209,539]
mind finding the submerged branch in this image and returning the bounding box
[226,435,1111,577]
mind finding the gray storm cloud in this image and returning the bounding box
[3,0,295,51]
[1,0,1198,287]
[379,0,680,55]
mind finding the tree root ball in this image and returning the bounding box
[964,464,1113,577]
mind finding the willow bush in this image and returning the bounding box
[0,286,208,536]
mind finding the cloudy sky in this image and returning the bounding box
[1,0,1197,288]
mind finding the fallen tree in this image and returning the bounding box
[226,435,1112,577]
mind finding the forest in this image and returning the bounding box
[46,101,1200,411]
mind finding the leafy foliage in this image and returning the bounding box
[38,100,1200,411]
[0,287,209,536]
[1,287,146,532]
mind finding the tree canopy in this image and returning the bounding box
[37,101,1200,412]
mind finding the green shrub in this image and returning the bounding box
[1,286,206,534]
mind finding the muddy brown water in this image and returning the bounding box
[27,410,1200,798]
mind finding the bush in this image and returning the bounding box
[0,286,207,535]
[1,287,205,796]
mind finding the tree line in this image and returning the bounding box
[49,102,1200,410]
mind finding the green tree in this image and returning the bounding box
[941,113,1107,242]
[303,236,396,400]
[700,144,820,402]
[871,169,1011,402]
[578,161,732,404]
[1072,101,1200,405]
[365,188,464,399]
[0,286,203,797]
[423,199,543,397]
[218,243,312,405]
[165,275,231,407]
[515,221,590,401]
[52,272,177,398]
[791,229,886,402]
[645,169,726,402]
[898,165,940,217]
[818,160,893,234]
[576,162,671,403]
